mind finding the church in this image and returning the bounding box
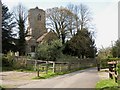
[25,7,57,55]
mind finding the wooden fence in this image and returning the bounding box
[14,56,97,74]
[107,61,120,84]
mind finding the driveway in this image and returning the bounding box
[18,67,100,88]
[1,67,101,88]
[0,71,36,88]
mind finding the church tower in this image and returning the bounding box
[27,7,47,39]
[26,7,57,55]
[26,7,47,54]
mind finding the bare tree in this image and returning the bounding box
[67,4,92,31]
[79,4,92,30]
[13,3,28,55]
[46,7,75,44]
[13,4,27,22]
[67,4,80,32]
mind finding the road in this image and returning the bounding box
[18,67,99,88]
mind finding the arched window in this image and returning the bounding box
[37,14,41,21]
[31,45,35,52]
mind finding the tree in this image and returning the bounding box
[63,28,96,58]
[2,4,16,54]
[13,3,27,55]
[63,4,95,58]
[36,40,62,61]
[46,7,76,44]
[79,4,92,30]
[67,4,92,31]
[67,4,81,32]
[112,39,120,58]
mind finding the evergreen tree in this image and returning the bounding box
[63,28,96,58]
[13,4,27,56]
[2,4,16,54]
[112,39,120,58]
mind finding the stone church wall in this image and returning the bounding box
[28,7,46,39]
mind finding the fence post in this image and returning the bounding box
[34,60,37,71]
[78,61,81,68]
[108,61,118,82]
[53,62,56,73]
[117,62,120,86]
[37,64,40,77]
[46,61,48,74]
[114,63,117,83]
[68,62,71,71]
[25,57,27,68]
[109,64,113,79]
[97,63,100,71]
[60,63,62,72]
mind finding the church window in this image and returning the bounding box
[37,14,41,21]
[31,45,35,52]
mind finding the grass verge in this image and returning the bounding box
[33,67,90,79]
[0,86,5,90]
[96,79,119,90]
[33,71,73,79]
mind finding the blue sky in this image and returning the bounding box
[1,0,119,49]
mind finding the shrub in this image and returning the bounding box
[117,63,120,74]
[2,51,15,67]
[99,58,120,69]
[2,56,10,67]
[96,79,118,90]
[36,40,62,61]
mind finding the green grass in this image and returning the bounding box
[33,71,76,79]
[33,67,89,79]
[96,79,119,90]
[0,86,5,90]
[33,71,58,79]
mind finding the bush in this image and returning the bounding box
[36,40,62,61]
[100,58,120,69]
[2,56,10,67]
[2,51,15,67]
[2,51,16,71]
[117,63,120,74]
[96,79,118,90]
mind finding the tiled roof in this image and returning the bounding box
[37,32,48,42]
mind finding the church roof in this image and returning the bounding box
[37,32,48,42]
[25,36,32,41]
[26,31,58,44]
[29,7,45,12]
[37,31,58,43]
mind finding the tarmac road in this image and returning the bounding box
[18,67,99,88]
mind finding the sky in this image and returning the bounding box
[1,0,119,49]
